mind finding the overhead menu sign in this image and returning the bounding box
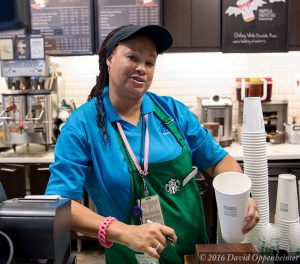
[96,0,162,50]
[30,0,94,55]
[222,0,288,52]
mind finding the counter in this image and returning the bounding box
[225,142,300,161]
[0,142,299,164]
[0,144,54,163]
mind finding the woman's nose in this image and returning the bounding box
[135,63,146,74]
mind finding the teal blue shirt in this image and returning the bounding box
[45,86,227,221]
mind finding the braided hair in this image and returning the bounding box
[87,26,128,144]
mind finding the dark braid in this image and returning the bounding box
[87,26,128,144]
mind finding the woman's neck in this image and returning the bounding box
[110,93,142,126]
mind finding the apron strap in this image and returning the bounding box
[151,101,187,148]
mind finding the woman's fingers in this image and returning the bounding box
[242,197,260,234]
[123,222,176,258]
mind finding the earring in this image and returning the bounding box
[108,66,111,73]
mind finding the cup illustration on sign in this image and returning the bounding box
[213,172,252,243]
[225,0,266,22]
[31,0,48,9]
[136,0,156,7]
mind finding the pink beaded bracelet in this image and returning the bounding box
[98,216,116,248]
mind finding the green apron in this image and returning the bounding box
[105,102,208,264]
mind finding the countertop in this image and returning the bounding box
[0,142,299,164]
[224,142,300,161]
[0,144,55,163]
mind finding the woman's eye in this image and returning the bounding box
[128,55,138,61]
[146,61,155,67]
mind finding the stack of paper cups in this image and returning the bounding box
[257,223,281,255]
[275,174,299,250]
[242,97,269,248]
[289,222,300,255]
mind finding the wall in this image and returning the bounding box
[1,52,300,128]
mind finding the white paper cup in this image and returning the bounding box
[276,174,299,221]
[213,172,252,243]
[243,97,265,133]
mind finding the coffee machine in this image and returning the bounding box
[0,59,58,151]
[198,95,233,147]
[238,100,288,134]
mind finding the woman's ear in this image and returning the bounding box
[106,57,111,68]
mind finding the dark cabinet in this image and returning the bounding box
[163,0,221,51]
[29,164,50,195]
[191,0,221,49]
[288,0,300,50]
[0,163,51,199]
[0,164,26,199]
[163,0,192,48]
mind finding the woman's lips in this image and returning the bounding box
[131,76,146,85]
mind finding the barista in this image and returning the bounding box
[45,24,259,263]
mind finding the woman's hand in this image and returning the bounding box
[120,222,177,259]
[242,197,260,234]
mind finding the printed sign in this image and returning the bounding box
[0,38,14,60]
[15,36,30,60]
[30,0,94,55]
[222,0,288,52]
[30,37,45,59]
[96,0,162,50]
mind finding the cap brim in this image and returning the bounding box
[105,24,173,58]
[124,24,173,54]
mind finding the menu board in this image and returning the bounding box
[95,0,162,51]
[222,0,288,53]
[30,0,94,55]
[0,28,27,38]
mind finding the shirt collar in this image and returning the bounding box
[103,85,155,123]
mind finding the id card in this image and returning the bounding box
[136,254,159,264]
[140,195,164,225]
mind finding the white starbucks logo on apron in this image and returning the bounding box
[165,179,180,194]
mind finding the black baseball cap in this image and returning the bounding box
[105,24,173,58]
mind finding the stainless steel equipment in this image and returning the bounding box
[0,102,12,150]
[0,59,58,151]
[198,95,233,147]
[238,100,288,135]
[0,197,75,264]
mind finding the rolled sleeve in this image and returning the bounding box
[176,103,227,171]
[191,128,228,171]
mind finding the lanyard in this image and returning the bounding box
[116,114,149,177]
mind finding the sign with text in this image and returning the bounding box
[95,0,162,51]
[222,0,288,52]
[30,0,94,55]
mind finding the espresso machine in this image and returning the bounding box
[198,95,233,147]
[0,59,58,151]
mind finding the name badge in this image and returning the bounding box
[136,254,159,264]
[140,195,164,225]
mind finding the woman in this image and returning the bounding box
[46,24,259,263]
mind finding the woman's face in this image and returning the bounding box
[106,35,157,101]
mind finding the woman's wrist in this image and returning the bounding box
[98,216,117,248]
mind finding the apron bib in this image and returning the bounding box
[105,102,208,264]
